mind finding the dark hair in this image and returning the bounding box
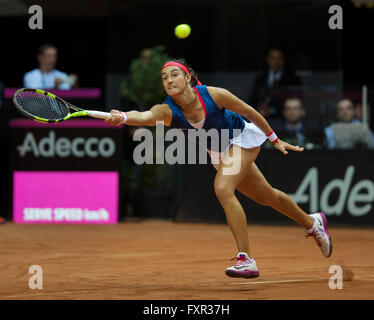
[37,43,57,55]
[267,47,285,56]
[337,98,355,108]
[170,58,199,87]
[283,97,303,108]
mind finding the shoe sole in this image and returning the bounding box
[225,269,260,279]
[318,211,333,257]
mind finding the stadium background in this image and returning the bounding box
[1,0,374,301]
[1,0,373,226]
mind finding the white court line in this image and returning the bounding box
[3,290,92,299]
[233,278,329,285]
[234,276,374,285]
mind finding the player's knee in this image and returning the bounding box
[214,181,235,204]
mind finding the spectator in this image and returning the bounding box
[249,48,301,119]
[324,98,374,149]
[23,44,78,90]
[139,48,152,65]
[268,97,323,148]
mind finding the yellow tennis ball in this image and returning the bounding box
[175,24,191,39]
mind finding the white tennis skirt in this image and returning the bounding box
[207,121,267,170]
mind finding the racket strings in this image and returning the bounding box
[16,91,69,120]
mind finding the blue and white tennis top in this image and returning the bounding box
[163,85,247,151]
[163,85,268,160]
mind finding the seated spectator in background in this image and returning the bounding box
[139,48,152,65]
[324,98,374,149]
[23,44,78,90]
[249,48,301,119]
[268,97,323,148]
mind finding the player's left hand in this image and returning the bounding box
[273,139,304,155]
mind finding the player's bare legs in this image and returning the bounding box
[237,162,332,258]
[214,145,262,278]
[215,144,332,279]
[236,163,314,229]
[214,145,260,255]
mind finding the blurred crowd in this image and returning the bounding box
[119,46,374,150]
[5,44,373,151]
[249,48,374,150]
[23,43,78,90]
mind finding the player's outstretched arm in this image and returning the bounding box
[105,104,172,127]
[208,86,304,155]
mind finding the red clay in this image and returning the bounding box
[0,221,373,300]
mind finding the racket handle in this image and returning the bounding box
[86,110,112,120]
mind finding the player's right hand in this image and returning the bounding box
[105,109,124,126]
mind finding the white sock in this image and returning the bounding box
[237,252,250,259]
[305,216,317,233]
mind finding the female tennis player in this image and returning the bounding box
[106,59,332,278]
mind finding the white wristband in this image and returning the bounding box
[266,130,278,143]
[120,112,128,124]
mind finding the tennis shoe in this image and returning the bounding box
[225,252,259,278]
[305,212,332,257]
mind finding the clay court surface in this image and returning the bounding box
[0,220,373,300]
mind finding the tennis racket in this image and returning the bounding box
[13,88,111,123]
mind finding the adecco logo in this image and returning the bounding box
[17,131,116,158]
[290,166,374,217]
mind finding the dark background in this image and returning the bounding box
[1,0,372,86]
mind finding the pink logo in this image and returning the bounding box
[13,171,119,224]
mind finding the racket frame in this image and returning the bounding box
[13,88,109,123]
